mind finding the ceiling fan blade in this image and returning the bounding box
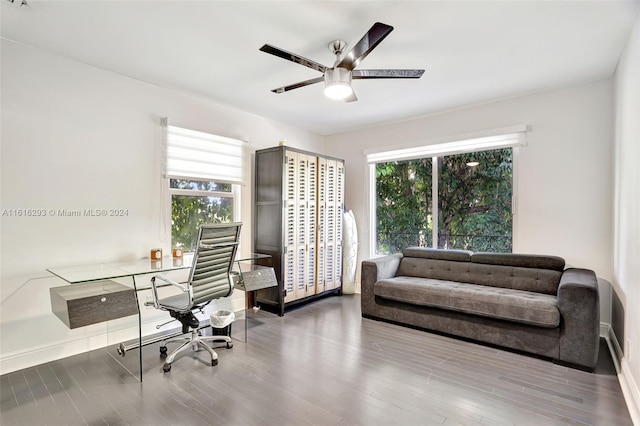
[353,69,425,79]
[338,22,394,70]
[260,44,327,73]
[270,77,324,93]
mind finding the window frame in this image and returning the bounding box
[365,126,526,257]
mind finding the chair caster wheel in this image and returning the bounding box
[226,341,233,349]
[159,346,167,355]
[211,359,218,366]
[117,343,126,357]
[162,363,171,373]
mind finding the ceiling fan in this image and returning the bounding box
[259,22,424,102]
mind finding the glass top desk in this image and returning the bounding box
[46,253,275,381]
[47,255,192,286]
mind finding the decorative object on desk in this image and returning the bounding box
[147,222,241,372]
[342,209,358,294]
[150,248,162,260]
[50,280,137,329]
[172,248,183,258]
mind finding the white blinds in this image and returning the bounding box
[164,121,244,184]
[366,126,527,164]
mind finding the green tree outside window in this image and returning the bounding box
[170,179,233,252]
[376,148,512,254]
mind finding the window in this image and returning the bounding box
[436,148,513,252]
[368,127,525,255]
[376,158,433,254]
[169,179,235,252]
[164,121,243,252]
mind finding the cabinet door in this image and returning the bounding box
[283,151,297,303]
[316,158,327,295]
[306,155,318,297]
[295,152,320,300]
[325,159,338,290]
[334,161,345,287]
[294,152,307,300]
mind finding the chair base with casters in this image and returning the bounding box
[159,313,233,372]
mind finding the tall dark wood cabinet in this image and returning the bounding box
[253,146,345,315]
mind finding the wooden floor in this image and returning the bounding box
[1,295,633,426]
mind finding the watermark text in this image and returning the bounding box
[1,208,130,217]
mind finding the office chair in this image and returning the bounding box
[148,222,241,372]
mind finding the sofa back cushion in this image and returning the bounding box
[471,252,565,271]
[397,247,564,295]
[402,247,472,262]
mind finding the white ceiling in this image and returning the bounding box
[2,1,639,136]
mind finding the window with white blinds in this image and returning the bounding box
[163,120,243,251]
[164,121,244,184]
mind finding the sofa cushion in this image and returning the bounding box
[396,258,562,295]
[374,277,560,328]
[397,257,472,281]
[471,252,565,271]
[403,247,472,262]
[466,263,562,295]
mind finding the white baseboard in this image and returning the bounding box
[600,322,610,339]
[608,326,625,363]
[0,334,110,375]
[605,324,640,426]
[620,358,640,426]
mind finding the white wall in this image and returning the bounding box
[0,40,325,374]
[613,11,640,423]
[326,79,614,319]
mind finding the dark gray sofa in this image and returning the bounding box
[361,247,600,370]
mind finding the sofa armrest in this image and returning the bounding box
[361,254,402,316]
[557,268,600,369]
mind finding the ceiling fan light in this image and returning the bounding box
[324,67,353,100]
[324,83,353,100]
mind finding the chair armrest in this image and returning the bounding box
[557,268,600,369]
[230,271,241,288]
[361,254,402,315]
[147,275,188,309]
